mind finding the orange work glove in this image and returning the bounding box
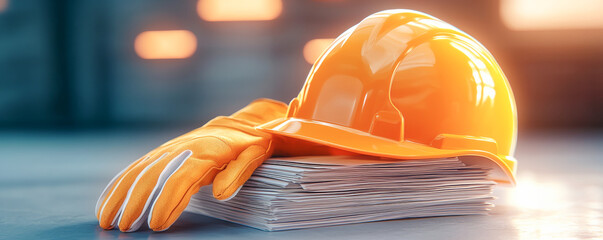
[95,98,287,232]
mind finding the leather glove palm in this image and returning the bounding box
[95,99,287,232]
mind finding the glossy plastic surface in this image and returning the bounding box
[259,9,518,184]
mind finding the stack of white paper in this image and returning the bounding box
[187,156,495,231]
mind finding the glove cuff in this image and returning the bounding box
[230,98,288,125]
[203,116,272,138]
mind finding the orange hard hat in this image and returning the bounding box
[259,10,518,184]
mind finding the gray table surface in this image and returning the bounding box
[1,130,601,239]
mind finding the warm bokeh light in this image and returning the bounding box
[134,30,197,59]
[0,0,8,12]
[500,0,603,30]
[510,175,569,210]
[198,0,282,22]
[505,174,603,239]
[303,38,334,64]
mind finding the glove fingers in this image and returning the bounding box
[98,152,168,229]
[212,144,270,200]
[148,157,221,231]
[95,155,148,219]
[117,150,193,232]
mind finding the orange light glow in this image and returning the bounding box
[198,0,282,22]
[134,30,197,59]
[500,0,603,30]
[0,0,8,12]
[303,38,334,64]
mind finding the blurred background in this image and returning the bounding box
[0,0,601,130]
[1,1,602,238]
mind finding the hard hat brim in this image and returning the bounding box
[258,117,516,185]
